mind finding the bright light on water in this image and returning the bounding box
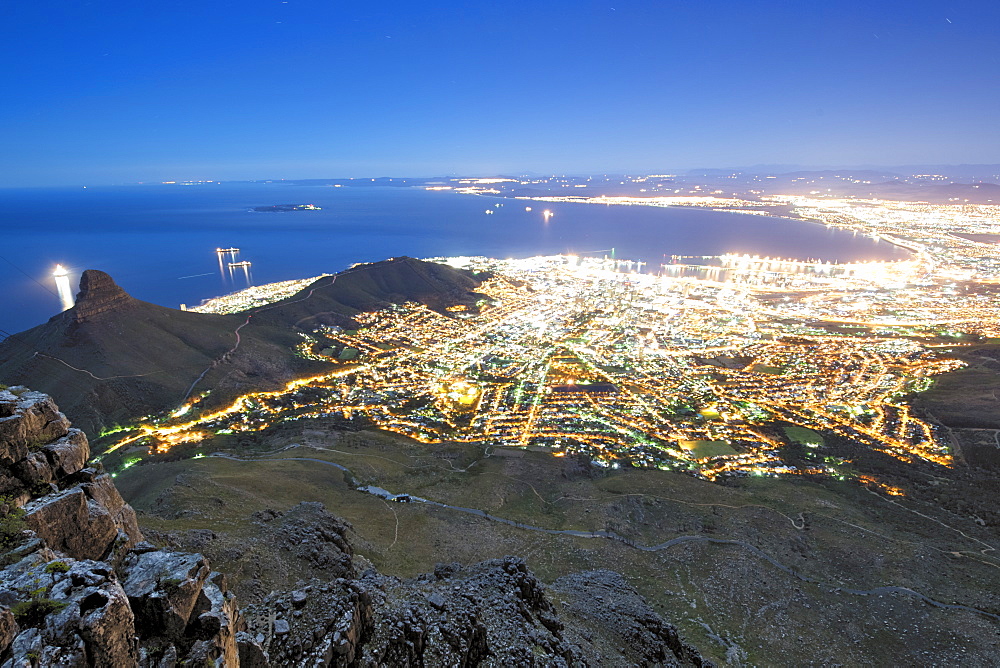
[53,264,74,311]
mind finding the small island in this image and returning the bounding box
[251,203,322,212]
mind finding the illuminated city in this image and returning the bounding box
[102,193,1000,489]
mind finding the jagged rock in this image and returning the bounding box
[23,487,119,561]
[353,556,571,666]
[0,391,18,418]
[64,466,100,485]
[1,557,137,667]
[130,541,158,555]
[0,390,70,464]
[138,641,178,667]
[20,474,140,564]
[11,451,53,488]
[245,577,373,666]
[121,550,211,642]
[0,606,17,655]
[81,475,142,558]
[41,428,89,478]
[7,627,43,665]
[0,539,42,573]
[0,471,26,502]
[550,569,712,666]
[0,389,250,667]
[242,556,710,667]
[265,502,355,578]
[53,564,137,666]
[236,630,269,667]
[73,270,136,323]
[186,572,241,664]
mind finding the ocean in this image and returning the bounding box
[0,183,908,335]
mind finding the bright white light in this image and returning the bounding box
[53,264,74,311]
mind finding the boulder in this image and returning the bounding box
[0,606,17,655]
[122,550,211,641]
[24,487,119,560]
[41,428,90,478]
[48,561,138,667]
[81,475,143,554]
[0,390,70,462]
[11,451,54,487]
[186,572,242,665]
[236,630,269,667]
[1,559,137,668]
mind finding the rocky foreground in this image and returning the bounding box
[0,387,708,666]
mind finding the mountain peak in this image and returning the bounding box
[72,269,136,322]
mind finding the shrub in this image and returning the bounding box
[25,437,48,452]
[10,598,67,627]
[44,561,70,575]
[45,560,70,586]
[0,496,26,549]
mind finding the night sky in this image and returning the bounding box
[3,1,998,186]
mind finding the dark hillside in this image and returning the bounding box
[0,271,313,435]
[0,259,485,435]
[257,256,486,330]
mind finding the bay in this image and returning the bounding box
[0,183,907,335]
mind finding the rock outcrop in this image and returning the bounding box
[242,557,711,666]
[0,389,708,666]
[144,501,358,604]
[72,270,137,323]
[0,388,246,666]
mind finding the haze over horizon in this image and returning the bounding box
[3,0,999,187]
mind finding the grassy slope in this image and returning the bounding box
[910,344,1000,472]
[116,422,1000,666]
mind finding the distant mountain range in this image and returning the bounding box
[0,257,485,435]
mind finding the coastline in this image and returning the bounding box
[470,192,919,262]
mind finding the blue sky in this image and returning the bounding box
[2,1,998,185]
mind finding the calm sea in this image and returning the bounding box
[0,183,907,335]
